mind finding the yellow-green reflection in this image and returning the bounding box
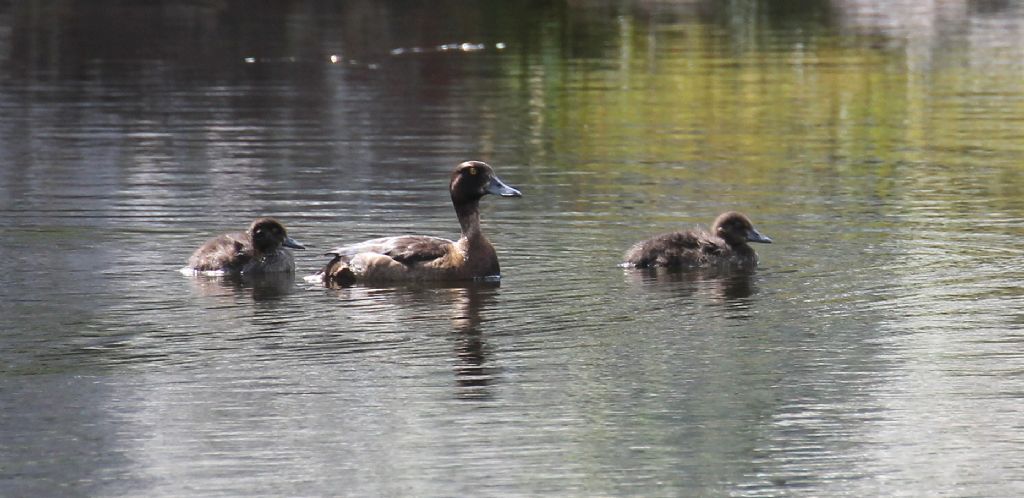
[481,6,1024,231]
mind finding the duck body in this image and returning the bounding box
[186,218,305,275]
[321,234,497,284]
[624,212,771,269]
[313,161,521,286]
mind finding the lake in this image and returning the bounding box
[2,1,1024,496]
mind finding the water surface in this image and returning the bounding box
[2,1,1024,496]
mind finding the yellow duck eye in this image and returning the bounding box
[468,167,477,176]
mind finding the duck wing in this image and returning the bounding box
[325,235,456,265]
[188,232,253,271]
[625,230,706,268]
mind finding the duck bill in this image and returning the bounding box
[746,228,772,244]
[486,176,522,198]
[283,236,306,249]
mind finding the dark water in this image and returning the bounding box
[3,1,1024,496]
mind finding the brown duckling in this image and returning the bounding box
[186,218,305,274]
[623,211,771,269]
[310,161,522,285]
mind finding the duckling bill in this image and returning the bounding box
[623,211,771,269]
[185,217,305,275]
[310,161,521,285]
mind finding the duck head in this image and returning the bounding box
[249,218,305,253]
[712,211,772,246]
[449,161,522,205]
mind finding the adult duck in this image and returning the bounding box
[185,218,305,274]
[623,211,771,269]
[311,161,522,285]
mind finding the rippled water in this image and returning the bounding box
[2,1,1024,496]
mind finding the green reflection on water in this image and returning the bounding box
[484,6,1024,234]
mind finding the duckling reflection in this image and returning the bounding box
[185,272,297,301]
[625,266,758,303]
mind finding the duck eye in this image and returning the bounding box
[467,167,478,176]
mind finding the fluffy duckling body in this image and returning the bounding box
[312,161,521,286]
[186,218,305,274]
[623,212,771,269]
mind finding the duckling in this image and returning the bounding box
[186,218,305,274]
[310,161,521,285]
[623,211,771,269]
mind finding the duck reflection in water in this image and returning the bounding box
[448,282,500,400]
[186,270,299,301]
[625,266,759,303]
[325,281,501,400]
